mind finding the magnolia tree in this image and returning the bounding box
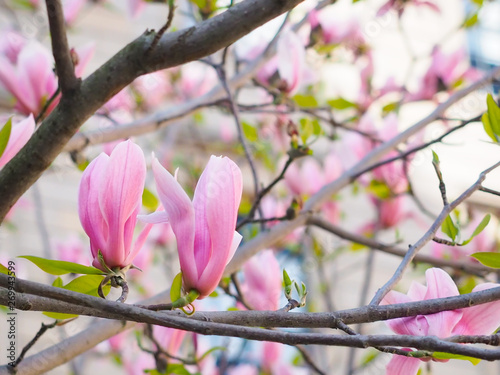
[2,0,500,374]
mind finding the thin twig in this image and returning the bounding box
[307,215,495,277]
[236,155,297,229]
[12,321,59,368]
[147,0,176,54]
[214,55,262,221]
[370,160,500,306]
[45,0,79,93]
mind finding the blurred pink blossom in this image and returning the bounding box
[0,40,93,116]
[309,4,365,45]
[377,0,440,17]
[153,325,186,357]
[54,234,89,265]
[0,114,35,168]
[382,268,500,375]
[257,29,313,95]
[410,47,481,101]
[63,0,87,25]
[241,250,281,311]
[127,0,145,18]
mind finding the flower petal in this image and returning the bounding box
[195,156,242,297]
[422,268,462,337]
[152,157,196,287]
[452,283,500,336]
[78,153,109,261]
[386,353,421,375]
[98,140,146,267]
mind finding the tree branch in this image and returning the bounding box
[307,215,496,277]
[45,0,79,93]
[0,0,305,223]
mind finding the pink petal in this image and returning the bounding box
[243,249,281,311]
[424,268,460,300]
[422,268,462,337]
[406,281,427,301]
[78,153,109,260]
[386,353,421,375]
[196,156,242,297]
[452,283,500,336]
[277,29,305,95]
[17,41,57,114]
[98,140,145,267]
[0,114,35,168]
[138,211,169,224]
[152,157,197,287]
[63,0,86,25]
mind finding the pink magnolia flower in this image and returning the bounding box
[241,250,281,311]
[78,140,151,271]
[63,0,87,25]
[410,47,481,101]
[177,62,217,100]
[382,268,500,375]
[0,30,26,64]
[257,29,313,95]
[149,155,243,299]
[0,40,93,116]
[54,234,89,265]
[0,114,35,168]
[153,326,186,357]
[308,4,365,45]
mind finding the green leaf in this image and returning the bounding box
[52,277,63,288]
[165,363,193,375]
[367,180,392,199]
[381,102,398,116]
[142,187,159,211]
[461,214,490,245]
[327,97,358,110]
[170,272,183,302]
[432,150,440,164]
[63,274,109,298]
[292,94,318,107]
[44,275,109,319]
[19,256,104,276]
[299,118,315,144]
[0,263,8,275]
[470,252,500,268]
[242,121,258,142]
[463,13,478,28]
[0,117,12,159]
[432,352,481,365]
[441,215,459,241]
[486,94,500,136]
[283,269,292,287]
[482,112,498,142]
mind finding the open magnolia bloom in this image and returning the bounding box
[382,268,500,375]
[144,155,243,299]
[78,140,151,272]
